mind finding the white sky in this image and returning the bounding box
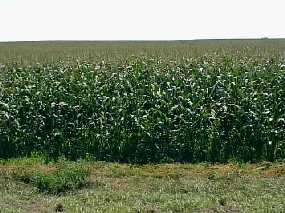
[0,0,285,41]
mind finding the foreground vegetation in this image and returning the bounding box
[0,158,284,212]
[0,40,285,212]
[1,40,285,163]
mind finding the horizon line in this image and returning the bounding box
[1,37,285,43]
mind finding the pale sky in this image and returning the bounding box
[0,0,285,41]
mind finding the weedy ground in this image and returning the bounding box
[0,158,284,213]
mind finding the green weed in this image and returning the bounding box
[13,164,90,194]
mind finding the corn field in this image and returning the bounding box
[0,41,284,163]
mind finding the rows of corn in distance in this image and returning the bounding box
[0,55,284,163]
[1,39,285,65]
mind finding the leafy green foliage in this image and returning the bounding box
[13,164,90,194]
[0,48,284,163]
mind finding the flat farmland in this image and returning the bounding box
[0,40,284,212]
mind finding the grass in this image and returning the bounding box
[13,163,90,194]
[0,158,284,212]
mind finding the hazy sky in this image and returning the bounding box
[0,0,284,41]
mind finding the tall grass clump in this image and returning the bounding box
[0,56,284,163]
[13,162,90,194]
